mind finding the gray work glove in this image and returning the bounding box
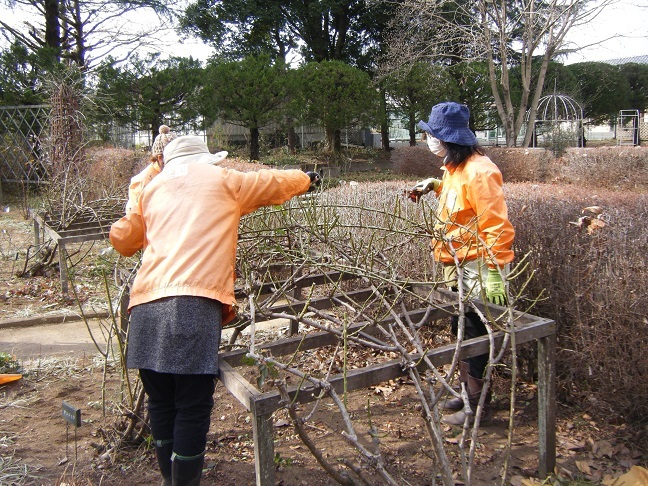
[408,177,441,202]
[305,171,322,192]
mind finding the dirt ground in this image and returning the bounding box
[0,190,645,486]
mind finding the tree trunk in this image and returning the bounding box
[522,52,553,147]
[325,127,342,161]
[408,107,417,146]
[379,88,390,151]
[287,121,297,154]
[250,126,261,161]
[44,0,61,59]
[71,0,86,68]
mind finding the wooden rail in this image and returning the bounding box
[215,276,556,485]
[32,203,123,293]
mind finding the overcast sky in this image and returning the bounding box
[562,0,648,64]
[1,0,647,66]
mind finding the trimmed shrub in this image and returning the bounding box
[391,145,444,178]
[559,146,648,190]
[506,183,648,422]
[485,147,560,183]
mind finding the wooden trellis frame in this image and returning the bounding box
[32,201,124,293]
[216,271,556,486]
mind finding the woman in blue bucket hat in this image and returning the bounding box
[408,101,515,426]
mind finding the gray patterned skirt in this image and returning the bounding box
[127,296,222,375]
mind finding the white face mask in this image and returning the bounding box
[426,135,447,157]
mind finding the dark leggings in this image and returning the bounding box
[139,369,215,457]
[451,311,488,379]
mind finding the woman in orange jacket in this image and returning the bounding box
[125,125,177,214]
[110,136,320,485]
[409,101,515,426]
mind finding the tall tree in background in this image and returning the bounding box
[180,0,296,62]
[200,54,293,161]
[565,62,630,125]
[619,63,648,113]
[0,0,173,70]
[383,0,613,147]
[354,0,401,151]
[181,0,372,64]
[385,62,459,146]
[0,41,59,105]
[182,0,397,152]
[295,60,377,158]
[95,54,203,142]
[448,61,497,132]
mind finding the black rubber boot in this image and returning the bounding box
[439,361,470,411]
[154,440,173,486]
[442,371,492,426]
[172,451,205,486]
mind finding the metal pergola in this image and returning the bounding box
[528,94,585,150]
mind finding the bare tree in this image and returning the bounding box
[382,0,613,147]
[0,0,175,69]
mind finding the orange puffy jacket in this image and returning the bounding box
[110,163,311,324]
[432,154,514,267]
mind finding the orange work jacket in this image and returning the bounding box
[110,163,311,324]
[125,162,161,214]
[432,154,514,267]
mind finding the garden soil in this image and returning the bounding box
[0,175,644,485]
[1,316,642,486]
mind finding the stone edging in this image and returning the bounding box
[0,310,111,330]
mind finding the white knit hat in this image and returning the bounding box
[163,136,228,167]
[151,125,178,156]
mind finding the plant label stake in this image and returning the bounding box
[62,401,81,461]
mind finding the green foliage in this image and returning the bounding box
[181,0,379,66]
[94,54,204,139]
[201,54,290,128]
[619,63,648,111]
[181,0,294,62]
[295,60,377,154]
[0,43,59,106]
[507,60,580,114]
[384,62,459,144]
[240,354,278,388]
[274,452,294,467]
[0,352,21,374]
[449,62,497,130]
[201,54,293,160]
[565,62,630,125]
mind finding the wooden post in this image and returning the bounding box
[537,332,556,478]
[33,217,40,246]
[58,242,68,294]
[120,282,130,334]
[289,268,303,335]
[251,402,275,486]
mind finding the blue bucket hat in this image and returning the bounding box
[417,102,477,146]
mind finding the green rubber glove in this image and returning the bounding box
[485,268,507,305]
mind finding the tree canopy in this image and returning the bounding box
[565,62,630,125]
[180,0,382,66]
[382,0,615,147]
[95,54,204,140]
[385,62,459,146]
[0,41,59,105]
[295,60,377,155]
[200,54,293,161]
[0,0,173,69]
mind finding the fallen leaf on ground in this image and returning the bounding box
[602,465,648,485]
[576,460,593,475]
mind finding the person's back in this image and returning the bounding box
[109,135,320,485]
[127,158,312,322]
